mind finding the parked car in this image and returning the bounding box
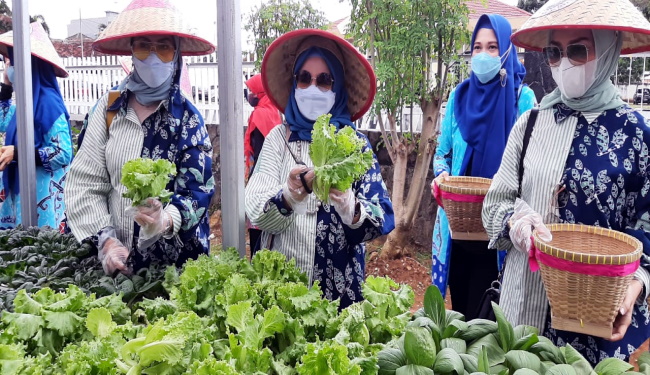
[634,87,650,105]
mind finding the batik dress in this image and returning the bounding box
[431,87,536,295]
[246,125,395,308]
[65,81,214,270]
[544,104,650,365]
[0,99,71,229]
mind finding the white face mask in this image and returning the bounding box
[294,85,336,121]
[132,53,175,88]
[550,57,597,99]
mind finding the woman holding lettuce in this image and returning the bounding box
[65,0,215,276]
[245,29,394,308]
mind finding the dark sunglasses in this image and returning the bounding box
[295,70,334,91]
[542,44,590,67]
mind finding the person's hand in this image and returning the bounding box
[130,198,169,249]
[98,232,130,275]
[431,171,450,197]
[329,188,357,225]
[3,58,11,86]
[282,165,314,209]
[509,198,552,253]
[610,279,644,341]
[0,145,14,171]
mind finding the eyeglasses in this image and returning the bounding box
[131,40,176,63]
[295,70,334,91]
[542,44,590,67]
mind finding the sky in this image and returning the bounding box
[4,0,363,50]
[6,0,520,49]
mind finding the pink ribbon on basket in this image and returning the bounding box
[528,236,640,277]
[432,181,485,210]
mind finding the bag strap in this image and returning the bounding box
[517,108,538,198]
[105,90,121,130]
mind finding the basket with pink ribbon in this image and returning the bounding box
[433,176,492,241]
[531,223,642,338]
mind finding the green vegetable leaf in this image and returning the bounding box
[594,358,633,375]
[226,301,254,334]
[378,347,407,374]
[137,340,184,367]
[423,286,446,328]
[467,333,506,367]
[547,364,579,375]
[460,353,479,374]
[86,307,117,338]
[492,302,515,352]
[441,338,467,354]
[42,310,85,337]
[456,319,498,342]
[1,312,44,340]
[505,350,542,373]
[434,348,465,375]
[396,365,435,375]
[478,346,491,374]
[309,114,374,202]
[513,370,540,375]
[404,326,437,368]
[563,344,593,375]
[121,158,176,206]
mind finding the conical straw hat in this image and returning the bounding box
[0,22,67,78]
[261,28,376,122]
[93,0,215,56]
[511,0,650,54]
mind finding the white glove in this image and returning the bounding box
[329,188,357,226]
[509,198,552,253]
[282,166,314,215]
[126,198,170,250]
[98,227,130,275]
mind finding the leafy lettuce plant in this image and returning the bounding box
[309,114,374,202]
[121,158,177,206]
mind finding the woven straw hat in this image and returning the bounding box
[511,0,650,54]
[261,28,376,122]
[0,22,67,78]
[93,0,215,56]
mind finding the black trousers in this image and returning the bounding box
[448,240,499,320]
[249,228,262,258]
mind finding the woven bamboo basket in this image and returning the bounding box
[533,223,643,339]
[438,176,491,241]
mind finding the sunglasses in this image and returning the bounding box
[542,44,590,67]
[295,70,334,91]
[132,40,176,63]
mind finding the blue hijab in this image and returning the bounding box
[3,46,70,195]
[284,47,354,141]
[454,14,526,178]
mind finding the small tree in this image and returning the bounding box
[245,0,328,68]
[348,0,469,258]
[517,0,549,13]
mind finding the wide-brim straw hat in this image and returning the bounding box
[0,22,67,78]
[511,0,650,54]
[93,0,215,56]
[261,28,376,122]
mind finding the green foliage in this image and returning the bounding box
[309,114,374,202]
[244,0,328,68]
[517,0,549,13]
[348,0,469,127]
[121,158,177,206]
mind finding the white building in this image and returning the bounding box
[66,11,119,40]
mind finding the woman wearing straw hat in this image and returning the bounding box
[483,0,650,363]
[245,29,394,308]
[65,0,215,275]
[0,22,72,230]
[430,14,536,320]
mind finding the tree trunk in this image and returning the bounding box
[380,101,439,259]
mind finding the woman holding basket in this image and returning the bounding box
[482,0,650,364]
[430,14,536,319]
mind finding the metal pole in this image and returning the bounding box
[642,57,646,111]
[13,0,36,226]
[79,9,84,57]
[629,57,633,104]
[216,0,245,256]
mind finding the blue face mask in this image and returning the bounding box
[471,52,503,84]
[6,65,14,85]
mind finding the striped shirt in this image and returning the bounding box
[245,124,394,307]
[66,94,181,249]
[483,105,650,330]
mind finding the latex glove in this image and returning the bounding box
[509,198,552,253]
[610,279,644,341]
[282,166,314,214]
[329,188,357,226]
[126,198,169,250]
[98,227,130,275]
